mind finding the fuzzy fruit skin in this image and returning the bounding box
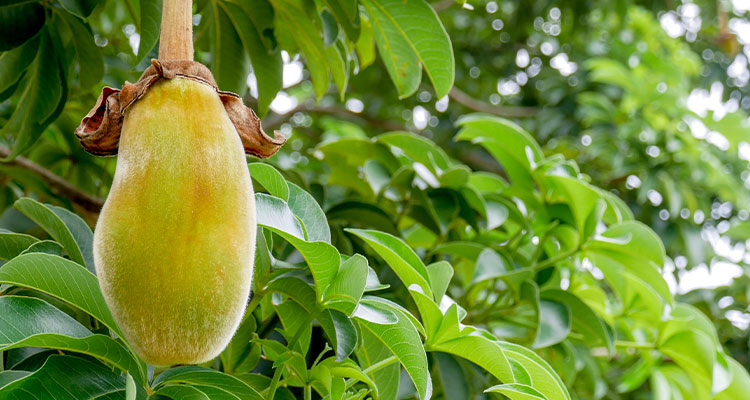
[94,77,255,366]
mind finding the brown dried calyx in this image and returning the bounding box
[75,59,285,158]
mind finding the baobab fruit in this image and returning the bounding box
[75,60,284,365]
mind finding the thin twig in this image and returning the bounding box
[449,87,537,118]
[0,146,104,212]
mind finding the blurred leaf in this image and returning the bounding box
[0,2,44,51]
[1,28,64,160]
[136,0,162,62]
[57,9,104,87]
[211,0,251,95]
[58,0,99,18]
[541,290,613,355]
[0,36,38,98]
[269,0,329,98]
[221,1,282,115]
[532,299,571,349]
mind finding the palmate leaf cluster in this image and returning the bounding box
[0,116,747,398]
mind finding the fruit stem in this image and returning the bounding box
[159,0,194,60]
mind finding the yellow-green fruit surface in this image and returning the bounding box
[94,77,255,366]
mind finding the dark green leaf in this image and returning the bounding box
[57,10,104,87]
[59,0,99,18]
[532,299,571,349]
[0,2,44,51]
[136,0,162,62]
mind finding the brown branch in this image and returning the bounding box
[432,0,455,12]
[262,104,405,132]
[0,146,105,212]
[449,87,537,118]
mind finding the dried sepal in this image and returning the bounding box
[75,59,286,158]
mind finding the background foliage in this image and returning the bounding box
[1,0,750,398]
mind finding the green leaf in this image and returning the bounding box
[255,193,305,240]
[326,201,399,235]
[211,0,251,95]
[434,353,469,400]
[498,341,571,400]
[221,1,282,115]
[1,28,64,160]
[0,355,126,399]
[21,239,64,257]
[354,300,432,400]
[57,9,104,88]
[0,371,30,389]
[426,261,452,301]
[0,231,39,260]
[58,0,99,18]
[136,0,162,62]
[0,253,122,337]
[153,384,212,399]
[288,182,331,243]
[377,132,452,172]
[47,203,95,271]
[249,163,289,200]
[0,36,39,96]
[716,358,750,400]
[0,3,44,51]
[355,13,376,70]
[153,366,264,399]
[14,198,89,271]
[269,0,329,98]
[540,290,613,355]
[323,254,369,315]
[355,328,400,400]
[346,228,432,298]
[0,296,146,384]
[326,40,350,100]
[321,0,359,41]
[485,383,548,400]
[532,299,571,349]
[361,0,453,98]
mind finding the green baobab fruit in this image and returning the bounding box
[75,60,285,365]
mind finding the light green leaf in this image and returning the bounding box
[324,254,369,315]
[288,182,331,243]
[255,193,305,240]
[346,228,432,298]
[498,341,571,400]
[361,0,453,98]
[426,261,452,302]
[249,163,289,200]
[485,383,548,400]
[354,300,432,400]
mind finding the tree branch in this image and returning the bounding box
[449,87,537,118]
[262,104,405,132]
[0,146,105,212]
